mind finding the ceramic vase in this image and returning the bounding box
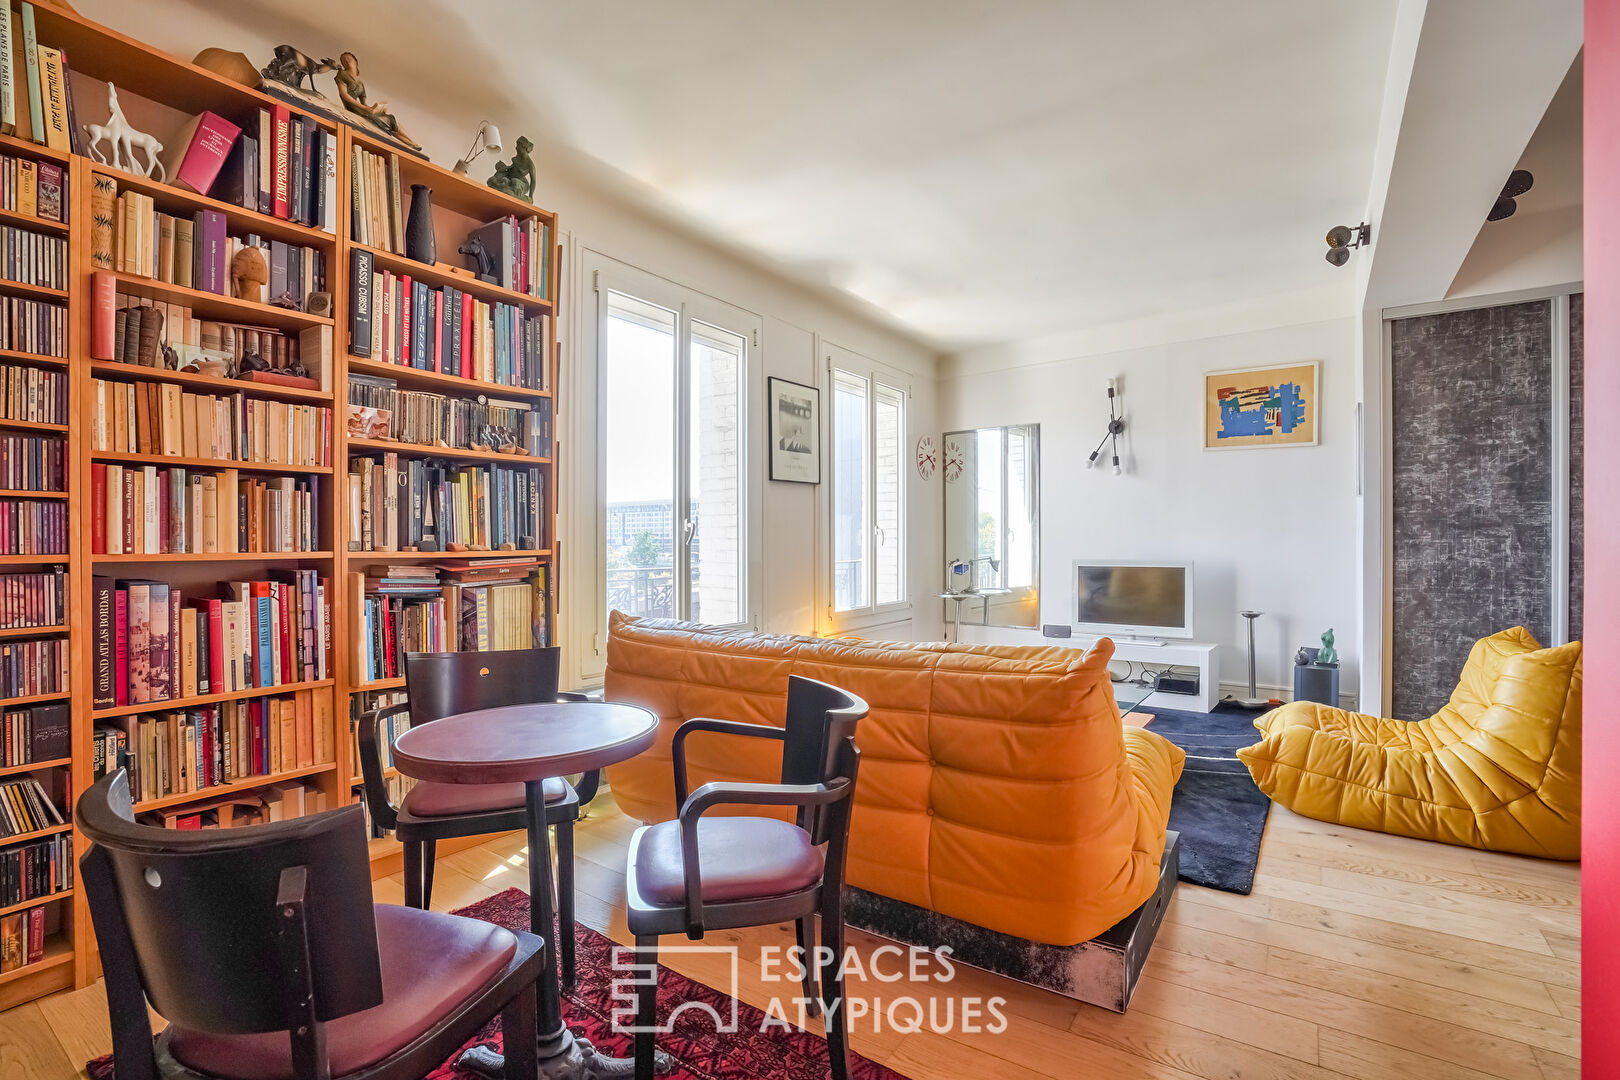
[406,184,436,264]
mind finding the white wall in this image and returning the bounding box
[1447,206,1583,299]
[940,317,1360,694]
[77,0,945,687]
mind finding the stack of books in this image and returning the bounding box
[463,215,550,299]
[0,496,64,554]
[91,465,322,556]
[0,775,63,837]
[0,153,65,223]
[0,640,66,701]
[0,366,66,424]
[0,700,67,766]
[0,568,65,628]
[347,374,548,453]
[0,904,52,973]
[349,249,549,389]
[346,456,544,553]
[89,571,331,709]
[90,377,334,468]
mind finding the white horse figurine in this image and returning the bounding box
[84,85,165,181]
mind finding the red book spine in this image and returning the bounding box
[400,275,412,367]
[271,106,291,219]
[121,469,135,552]
[114,587,128,706]
[434,292,444,373]
[91,463,106,554]
[460,293,472,379]
[208,599,224,694]
[279,584,293,684]
[91,271,117,359]
[250,699,264,775]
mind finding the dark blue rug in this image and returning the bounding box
[1141,702,1271,894]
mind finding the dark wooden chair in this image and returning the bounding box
[624,675,868,1080]
[77,769,545,1080]
[357,646,594,986]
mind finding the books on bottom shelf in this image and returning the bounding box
[92,687,334,805]
[1,698,65,764]
[90,572,332,711]
[0,830,69,907]
[0,773,63,837]
[0,153,66,223]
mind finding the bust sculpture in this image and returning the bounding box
[1318,628,1338,666]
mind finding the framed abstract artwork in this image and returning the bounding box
[1204,361,1320,449]
[768,376,821,482]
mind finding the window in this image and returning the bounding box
[830,347,907,616]
[972,423,1037,591]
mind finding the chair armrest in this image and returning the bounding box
[671,718,787,809]
[674,778,851,937]
[355,702,409,832]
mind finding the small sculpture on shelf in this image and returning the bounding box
[238,349,272,375]
[84,85,166,181]
[331,51,421,152]
[486,136,536,202]
[231,245,268,304]
[1317,628,1339,667]
[260,45,337,92]
[459,234,498,283]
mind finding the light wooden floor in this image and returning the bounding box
[3,793,1581,1080]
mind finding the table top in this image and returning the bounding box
[391,701,660,786]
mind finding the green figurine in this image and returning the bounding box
[1318,628,1338,666]
[487,136,536,202]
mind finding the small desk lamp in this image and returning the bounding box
[454,121,503,175]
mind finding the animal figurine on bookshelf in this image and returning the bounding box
[84,85,166,181]
[458,234,499,283]
[331,51,422,152]
[260,45,337,92]
[486,136,536,202]
[231,245,268,304]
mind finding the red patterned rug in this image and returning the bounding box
[88,887,907,1080]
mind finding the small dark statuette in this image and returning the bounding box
[269,291,302,310]
[238,352,272,375]
[486,136,535,202]
[261,45,337,92]
[459,235,498,283]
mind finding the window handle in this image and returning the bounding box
[873,525,885,546]
[682,519,695,546]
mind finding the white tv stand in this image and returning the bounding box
[953,625,1221,713]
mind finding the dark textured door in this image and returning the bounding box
[1389,299,1575,719]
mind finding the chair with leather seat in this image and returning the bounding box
[358,646,594,985]
[77,769,546,1080]
[624,675,868,1080]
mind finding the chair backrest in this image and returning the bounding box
[405,646,562,726]
[77,771,383,1036]
[780,674,868,844]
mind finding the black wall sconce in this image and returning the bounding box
[1086,379,1127,475]
[1488,170,1534,221]
[1325,222,1372,267]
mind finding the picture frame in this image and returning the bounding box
[768,376,821,483]
[1203,361,1321,450]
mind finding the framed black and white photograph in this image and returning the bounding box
[768,376,821,483]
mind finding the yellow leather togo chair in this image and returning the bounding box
[1238,627,1581,859]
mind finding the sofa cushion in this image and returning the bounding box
[634,817,826,904]
[603,612,1184,946]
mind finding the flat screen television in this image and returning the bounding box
[1072,561,1194,639]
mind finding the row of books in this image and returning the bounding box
[0,365,65,425]
[0,774,63,837]
[90,378,335,468]
[346,457,546,553]
[0,497,63,554]
[354,778,415,838]
[0,432,61,491]
[94,278,334,390]
[348,145,406,254]
[0,221,65,289]
[105,191,328,311]
[94,689,334,805]
[0,569,63,629]
[0,904,54,974]
[347,374,550,455]
[90,572,332,710]
[0,639,65,703]
[1,700,66,765]
[0,831,69,908]
[349,563,549,682]
[142,781,330,831]
[227,106,335,231]
[92,465,324,557]
[0,293,63,357]
[350,250,551,389]
[468,214,551,299]
[0,2,84,154]
[0,153,65,223]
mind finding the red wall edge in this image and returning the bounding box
[1585,3,1616,1075]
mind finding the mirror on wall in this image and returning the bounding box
[942,425,1040,629]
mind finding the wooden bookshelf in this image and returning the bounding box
[0,4,568,1008]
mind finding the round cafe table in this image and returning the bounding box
[392,700,660,1080]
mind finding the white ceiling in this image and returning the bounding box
[189,0,1402,351]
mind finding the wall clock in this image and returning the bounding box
[915,435,937,480]
[943,435,966,483]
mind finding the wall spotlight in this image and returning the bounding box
[453,121,503,175]
[1324,222,1371,267]
[1487,169,1534,222]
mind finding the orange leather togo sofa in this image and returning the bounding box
[603,612,1185,946]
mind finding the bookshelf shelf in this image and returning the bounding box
[94,551,335,564]
[0,206,67,234]
[0,824,73,849]
[0,624,67,638]
[132,762,339,814]
[0,935,72,988]
[89,361,333,404]
[0,419,69,433]
[0,890,73,918]
[91,451,334,475]
[93,166,339,249]
[348,549,553,563]
[0,554,68,565]
[0,758,72,778]
[105,272,335,333]
[352,243,553,313]
[0,133,69,164]
[0,489,66,499]
[91,678,337,720]
[348,128,558,225]
[0,349,67,369]
[0,278,68,300]
[352,676,406,692]
[0,692,69,709]
[346,356,551,401]
[347,437,552,467]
